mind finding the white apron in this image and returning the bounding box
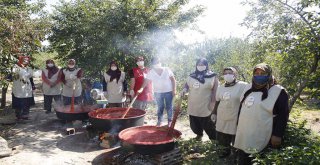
[216,81,247,135]
[234,84,283,154]
[62,68,82,97]
[42,69,62,95]
[186,76,216,117]
[104,72,126,103]
[12,65,33,98]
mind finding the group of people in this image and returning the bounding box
[181,59,289,164]
[11,57,84,117]
[11,55,289,164]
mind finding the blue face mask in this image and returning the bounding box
[253,75,269,84]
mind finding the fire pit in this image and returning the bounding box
[55,104,99,121]
[88,107,146,132]
[118,125,182,155]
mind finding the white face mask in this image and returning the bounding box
[224,74,235,83]
[197,66,206,72]
[68,65,75,68]
[47,63,54,67]
[153,63,161,68]
[111,66,117,71]
[23,60,28,65]
[137,61,144,67]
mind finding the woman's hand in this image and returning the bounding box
[271,135,282,148]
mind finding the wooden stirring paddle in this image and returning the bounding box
[167,97,182,136]
[121,94,139,118]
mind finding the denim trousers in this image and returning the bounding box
[154,91,173,125]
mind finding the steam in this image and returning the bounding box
[53,100,99,113]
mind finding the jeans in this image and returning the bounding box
[154,91,174,126]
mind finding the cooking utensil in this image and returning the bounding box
[88,107,146,131]
[118,125,181,155]
[121,94,139,118]
[168,97,182,136]
[70,81,76,112]
[55,104,98,121]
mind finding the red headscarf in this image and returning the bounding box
[17,56,30,67]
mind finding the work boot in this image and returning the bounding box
[194,135,203,141]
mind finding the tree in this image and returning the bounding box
[49,0,204,80]
[0,0,50,108]
[241,0,320,110]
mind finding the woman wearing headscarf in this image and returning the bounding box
[103,61,127,107]
[61,59,83,105]
[234,63,289,165]
[212,67,247,158]
[181,58,218,141]
[42,59,62,113]
[12,56,34,120]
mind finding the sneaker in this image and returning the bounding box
[45,111,51,114]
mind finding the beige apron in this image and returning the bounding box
[104,72,126,103]
[216,81,247,135]
[186,76,216,117]
[234,84,283,153]
[12,65,33,98]
[42,69,62,95]
[62,68,82,97]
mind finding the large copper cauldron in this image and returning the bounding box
[88,107,146,132]
[118,125,182,155]
[55,104,99,121]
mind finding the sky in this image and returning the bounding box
[44,0,250,44]
[177,0,250,43]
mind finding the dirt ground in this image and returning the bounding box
[0,81,205,165]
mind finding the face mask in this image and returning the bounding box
[111,66,117,71]
[153,63,161,68]
[68,65,75,68]
[47,63,54,67]
[253,75,269,84]
[137,61,144,67]
[224,74,235,83]
[197,66,206,72]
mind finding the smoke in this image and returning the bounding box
[113,29,189,69]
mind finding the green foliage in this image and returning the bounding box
[32,51,62,69]
[49,0,204,79]
[178,107,320,164]
[253,109,320,164]
[178,139,222,164]
[241,0,320,109]
[0,0,50,106]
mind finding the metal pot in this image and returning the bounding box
[55,104,99,121]
[118,125,182,155]
[88,107,146,132]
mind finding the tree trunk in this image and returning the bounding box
[289,52,319,111]
[289,80,307,111]
[1,87,8,108]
